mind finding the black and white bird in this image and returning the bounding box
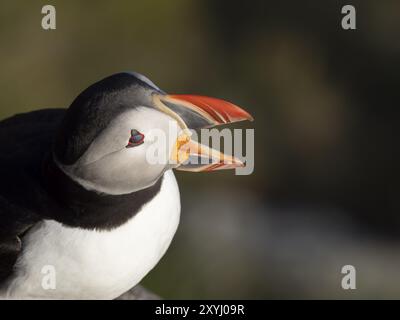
[0,72,252,299]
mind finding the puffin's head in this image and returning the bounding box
[54,72,253,195]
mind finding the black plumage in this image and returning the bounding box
[0,109,63,282]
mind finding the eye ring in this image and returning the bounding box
[126,129,145,148]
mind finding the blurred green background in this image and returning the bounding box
[1,0,399,298]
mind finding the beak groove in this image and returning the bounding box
[165,94,254,127]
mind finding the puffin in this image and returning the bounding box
[0,72,253,299]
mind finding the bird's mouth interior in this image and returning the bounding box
[152,94,253,172]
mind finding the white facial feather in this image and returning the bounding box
[58,108,181,195]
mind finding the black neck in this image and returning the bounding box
[41,155,163,230]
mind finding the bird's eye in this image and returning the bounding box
[126,129,145,148]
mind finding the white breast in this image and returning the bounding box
[2,170,180,299]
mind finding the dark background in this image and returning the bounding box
[1,0,398,298]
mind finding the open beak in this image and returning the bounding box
[152,94,253,172]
